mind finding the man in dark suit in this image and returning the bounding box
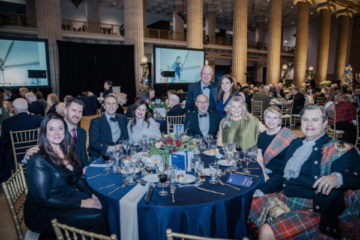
[185,65,218,113]
[272,84,285,98]
[4,87,18,102]
[0,98,42,180]
[253,85,271,116]
[161,94,185,133]
[149,88,157,102]
[250,104,360,239]
[288,87,305,114]
[25,92,45,116]
[88,94,129,160]
[183,94,222,137]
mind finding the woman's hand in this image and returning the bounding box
[264,173,270,182]
[81,198,102,209]
[25,145,40,161]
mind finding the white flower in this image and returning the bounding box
[155,141,164,148]
[181,135,189,141]
[170,133,176,136]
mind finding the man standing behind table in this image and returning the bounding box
[25,99,89,168]
[160,94,185,133]
[184,94,222,137]
[185,65,218,113]
[288,87,305,114]
[88,94,128,161]
[249,104,360,239]
[253,85,271,116]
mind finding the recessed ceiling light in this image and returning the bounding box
[265,19,268,21]
[284,40,288,43]
[219,9,222,11]
[113,2,116,5]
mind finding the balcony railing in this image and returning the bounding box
[61,19,121,35]
[144,28,186,41]
[0,12,36,27]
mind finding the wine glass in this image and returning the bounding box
[101,151,111,171]
[157,163,168,196]
[136,158,145,181]
[194,134,201,148]
[122,140,131,157]
[225,153,233,172]
[211,140,217,151]
[121,159,130,182]
[169,164,177,185]
[243,154,252,174]
[209,163,219,184]
[156,162,166,187]
[197,161,205,184]
[205,134,213,150]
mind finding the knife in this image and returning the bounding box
[235,171,259,177]
[196,187,225,195]
[100,182,123,190]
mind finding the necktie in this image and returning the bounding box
[71,128,77,143]
[199,113,207,118]
[203,85,211,90]
[110,117,116,122]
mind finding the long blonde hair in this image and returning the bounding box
[224,96,249,119]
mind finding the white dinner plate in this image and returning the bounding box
[175,174,196,184]
[121,168,140,174]
[217,160,235,166]
[202,150,217,156]
[143,174,159,183]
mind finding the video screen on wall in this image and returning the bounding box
[0,37,51,88]
[154,46,205,84]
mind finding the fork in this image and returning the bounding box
[88,171,109,179]
[171,186,175,203]
[108,182,127,195]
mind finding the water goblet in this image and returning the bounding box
[225,153,233,172]
[122,140,131,157]
[136,158,145,180]
[156,162,166,187]
[101,151,111,171]
[169,164,177,185]
[205,134,213,150]
[121,159,130,182]
[197,161,205,184]
[209,163,219,184]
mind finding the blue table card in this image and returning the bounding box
[226,173,253,187]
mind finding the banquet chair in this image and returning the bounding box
[167,115,184,135]
[326,110,344,139]
[316,97,326,105]
[10,128,39,170]
[2,165,40,240]
[51,219,117,240]
[166,229,237,240]
[291,102,307,129]
[281,102,293,129]
[251,100,263,123]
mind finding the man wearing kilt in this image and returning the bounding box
[249,104,360,239]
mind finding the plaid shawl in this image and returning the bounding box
[263,127,298,165]
[339,189,360,239]
[320,140,355,177]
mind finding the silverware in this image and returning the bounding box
[171,186,175,203]
[226,184,240,191]
[88,171,109,179]
[196,187,225,195]
[222,170,227,176]
[235,171,259,177]
[108,182,127,195]
[246,168,260,170]
[100,182,123,190]
[217,177,224,185]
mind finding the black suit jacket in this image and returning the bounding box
[47,104,57,115]
[272,89,285,98]
[88,114,129,159]
[160,105,185,133]
[292,92,305,114]
[28,101,45,116]
[7,93,18,102]
[185,81,218,112]
[72,126,88,168]
[183,110,222,137]
[0,112,42,172]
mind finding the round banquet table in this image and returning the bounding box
[85,154,264,240]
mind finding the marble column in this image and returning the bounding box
[173,0,184,41]
[334,7,355,80]
[293,0,313,87]
[315,2,335,85]
[266,0,282,85]
[25,0,36,27]
[124,0,144,94]
[207,58,216,81]
[232,0,247,84]
[86,0,100,33]
[35,0,62,95]
[256,62,264,84]
[255,16,265,43]
[187,0,203,49]
[205,4,217,43]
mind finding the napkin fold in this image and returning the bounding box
[120,183,150,240]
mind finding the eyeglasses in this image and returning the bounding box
[196,101,209,104]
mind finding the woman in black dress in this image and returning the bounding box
[24,113,108,237]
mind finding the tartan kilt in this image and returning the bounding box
[249,192,333,240]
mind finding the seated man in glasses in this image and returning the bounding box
[249,104,360,239]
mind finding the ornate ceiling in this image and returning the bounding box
[100,0,359,29]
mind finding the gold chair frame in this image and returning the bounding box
[52,219,117,240]
[251,100,263,123]
[167,115,184,135]
[356,115,360,147]
[166,229,236,240]
[326,110,344,139]
[1,165,28,240]
[316,97,326,105]
[281,102,293,130]
[10,128,39,170]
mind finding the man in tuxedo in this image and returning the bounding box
[253,85,271,116]
[272,84,285,98]
[185,65,218,112]
[160,94,185,133]
[88,94,128,160]
[25,92,45,116]
[0,98,42,180]
[353,85,360,108]
[183,94,222,137]
[288,87,305,114]
[149,88,157,102]
[4,88,18,102]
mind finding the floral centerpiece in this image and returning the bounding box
[341,65,354,92]
[148,133,196,165]
[320,80,332,87]
[176,89,184,94]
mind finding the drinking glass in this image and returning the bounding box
[233,152,241,168]
[101,151,111,171]
[209,163,219,184]
[205,134,213,150]
[243,154,252,174]
[194,134,201,148]
[156,162,166,187]
[111,155,119,173]
[194,160,203,186]
[122,140,131,157]
[157,163,168,196]
[211,141,217,151]
[127,161,136,185]
[121,159,130,182]
[136,158,145,180]
[225,153,232,172]
[230,160,238,173]
[169,164,177,185]
[200,142,207,153]
[197,161,205,184]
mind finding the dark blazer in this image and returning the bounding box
[253,92,271,116]
[28,101,45,116]
[272,89,285,98]
[47,104,57,115]
[88,114,129,159]
[259,134,360,238]
[160,104,185,133]
[72,126,88,168]
[116,106,125,115]
[185,81,218,112]
[0,112,42,172]
[292,92,305,114]
[7,93,18,102]
[183,110,222,137]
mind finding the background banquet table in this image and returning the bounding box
[85,154,264,240]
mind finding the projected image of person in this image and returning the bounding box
[0,58,5,84]
[171,56,182,82]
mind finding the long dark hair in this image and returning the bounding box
[217,74,237,100]
[38,113,80,168]
[105,80,113,90]
[130,99,150,132]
